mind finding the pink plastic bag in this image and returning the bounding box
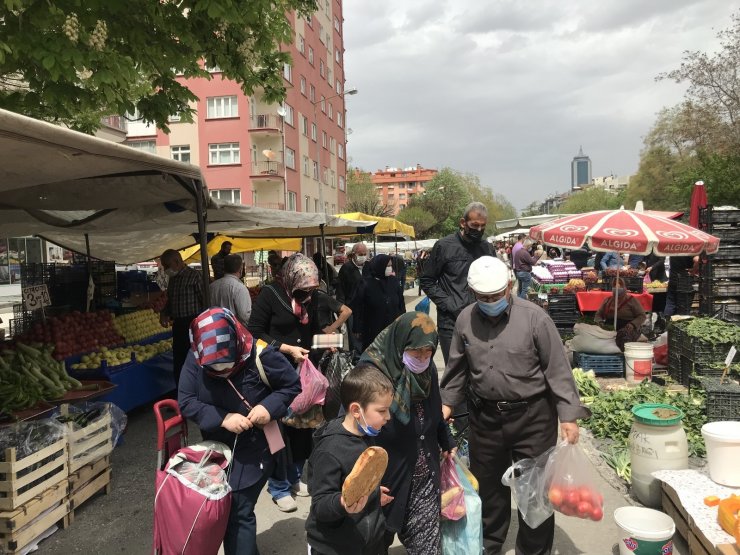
[289,358,329,415]
[440,456,466,521]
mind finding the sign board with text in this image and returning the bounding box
[22,285,51,310]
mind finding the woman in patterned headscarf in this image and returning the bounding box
[359,312,455,555]
[248,253,351,512]
[178,308,300,555]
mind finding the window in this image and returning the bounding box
[209,188,241,204]
[171,145,191,163]
[339,175,346,191]
[319,23,325,44]
[285,147,296,170]
[205,64,221,73]
[335,48,341,64]
[315,199,320,212]
[283,63,292,83]
[388,194,395,199]
[327,67,332,84]
[282,102,294,127]
[322,131,327,148]
[305,195,311,212]
[335,79,341,94]
[209,143,240,165]
[312,160,319,179]
[207,96,238,118]
[332,203,336,213]
[301,116,309,136]
[325,0,330,15]
[302,155,310,176]
[311,122,317,141]
[338,143,344,159]
[329,137,336,154]
[330,169,336,187]
[169,113,181,123]
[337,112,343,128]
[334,16,340,33]
[298,35,305,54]
[309,85,316,102]
[305,14,312,26]
[308,46,314,65]
[319,59,325,78]
[300,76,307,96]
[320,96,325,113]
[399,193,406,199]
[328,103,333,119]
[322,167,328,184]
[288,191,297,211]
[127,140,156,153]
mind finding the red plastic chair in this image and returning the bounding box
[153,399,188,471]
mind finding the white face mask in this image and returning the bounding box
[355,255,367,265]
[385,266,394,277]
[165,268,179,278]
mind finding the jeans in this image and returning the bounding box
[224,474,270,555]
[267,460,303,500]
[515,271,532,299]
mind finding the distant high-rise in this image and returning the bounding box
[571,146,592,190]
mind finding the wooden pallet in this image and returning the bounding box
[0,438,68,511]
[0,479,69,554]
[66,455,111,525]
[60,404,113,473]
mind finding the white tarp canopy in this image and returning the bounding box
[495,214,572,230]
[345,239,437,254]
[492,228,531,241]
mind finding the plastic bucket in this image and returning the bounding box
[624,342,653,382]
[614,506,675,555]
[701,421,740,486]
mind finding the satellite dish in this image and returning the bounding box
[262,149,276,160]
[277,106,287,117]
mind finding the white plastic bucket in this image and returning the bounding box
[701,421,740,486]
[614,506,675,555]
[624,342,653,382]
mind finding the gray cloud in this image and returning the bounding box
[343,1,740,210]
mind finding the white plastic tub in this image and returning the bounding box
[701,421,740,486]
[614,506,675,555]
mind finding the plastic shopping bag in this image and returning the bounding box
[441,456,483,555]
[501,445,555,529]
[414,296,430,314]
[289,358,329,415]
[440,456,466,521]
[319,350,354,420]
[544,441,604,521]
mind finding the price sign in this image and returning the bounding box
[22,285,51,310]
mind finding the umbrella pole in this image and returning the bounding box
[614,259,620,330]
[373,234,377,257]
[194,179,210,306]
[320,224,328,286]
[84,233,92,313]
[395,230,398,254]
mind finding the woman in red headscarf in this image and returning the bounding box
[178,307,300,555]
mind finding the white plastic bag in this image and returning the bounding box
[570,323,622,354]
[501,446,556,529]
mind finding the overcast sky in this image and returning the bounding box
[342,1,739,212]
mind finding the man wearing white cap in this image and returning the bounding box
[440,256,589,555]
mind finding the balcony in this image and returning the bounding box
[254,202,286,210]
[250,160,285,186]
[249,114,282,135]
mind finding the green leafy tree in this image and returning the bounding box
[409,168,473,237]
[396,206,436,237]
[345,168,395,217]
[559,186,623,214]
[521,201,543,217]
[0,0,316,133]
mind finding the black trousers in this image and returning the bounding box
[172,316,196,390]
[469,394,558,555]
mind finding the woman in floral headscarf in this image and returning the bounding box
[248,253,351,512]
[358,312,455,555]
[178,308,300,555]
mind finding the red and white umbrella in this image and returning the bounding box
[529,209,720,256]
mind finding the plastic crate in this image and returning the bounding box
[674,271,696,293]
[600,276,643,293]
[683,337,735,366]
[700,377,740,422]
[708,226,740,244]
[700,206,740,226]
[712,244,740,261]
[574,352,624,375]
[698,300,740,322]
[700,262,740,279]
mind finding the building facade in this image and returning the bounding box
[125,2,349,216]
[571,146,592,190]
[591,174,631,194]
[372,165,437,215]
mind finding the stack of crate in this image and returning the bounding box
[699,206,740,322]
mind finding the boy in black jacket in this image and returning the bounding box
[306,365,394,555]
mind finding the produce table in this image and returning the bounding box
[47,380,117,405]
[97,352,174,413]
[653,469,740,555]
[1,401,55,424]
[575,291,654,312]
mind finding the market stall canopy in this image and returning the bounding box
[180,236,302,263]
[335,212,415,239]
[492,228,531,241]
[344,239,437,254]
[495,214,571,231]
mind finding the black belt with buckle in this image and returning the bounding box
[494,400,529,412]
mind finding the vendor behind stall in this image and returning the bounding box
[594,277,646,351]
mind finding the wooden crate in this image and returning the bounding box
[0,438,68,511]
[60,404,113,473]
[66,455,111,525]
[0,479,69,553]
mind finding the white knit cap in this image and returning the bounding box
[467,256,510,294]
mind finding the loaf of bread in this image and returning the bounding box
[342,446,389,507]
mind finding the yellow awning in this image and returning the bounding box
[334,212,415,238]
[180,236,302,263]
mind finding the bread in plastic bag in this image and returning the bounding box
[441,455,483,554]
[440,456,466,521]
[289,358,329,415]
[282,404,325,429]
[543,441,604,521]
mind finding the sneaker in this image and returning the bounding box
[291,481,310,497]
[274,496,298,512]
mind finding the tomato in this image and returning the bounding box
[590,505,604,521]
[564,489,580,507]
[559,504,576,517]
[578,486,593,504]
[577,501,592,518]
[548,487,563,507]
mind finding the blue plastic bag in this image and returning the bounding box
[441,456,483,555]
[414,296,430,314]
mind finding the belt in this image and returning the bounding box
[473,390,547,413]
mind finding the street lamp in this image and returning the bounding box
[312,87,358,215]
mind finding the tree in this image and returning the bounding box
[558,186,622,214]
[345,168,395,217]
[0,0,316,133]
[408,168,473,237]
[521,201,543,217]
[396,206,436,237]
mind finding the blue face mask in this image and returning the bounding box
[478,296,509,317]
[356,408,381,437]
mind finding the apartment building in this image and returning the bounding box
[373,165,437,215]
[125,2,349,215]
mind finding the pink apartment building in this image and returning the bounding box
[125,2,349,217]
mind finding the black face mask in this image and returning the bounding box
[293,289,313,304]
[465,226,485,242]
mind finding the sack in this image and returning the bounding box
[282,404,325,429]
[543,441,604,521]
[415,296,430,314]
[289,358,329,415]
[570,322,622,355]
[320,351,354,420]
[441,456,483,555]
[501,446,555,529]
[440,456,466,521]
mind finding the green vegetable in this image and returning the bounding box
[684,318,740,346]
[572,368,601,398]
[601,445,632,483]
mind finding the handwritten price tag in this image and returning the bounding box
[22,285,51,310]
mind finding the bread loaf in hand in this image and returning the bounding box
[342,446,389,507]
